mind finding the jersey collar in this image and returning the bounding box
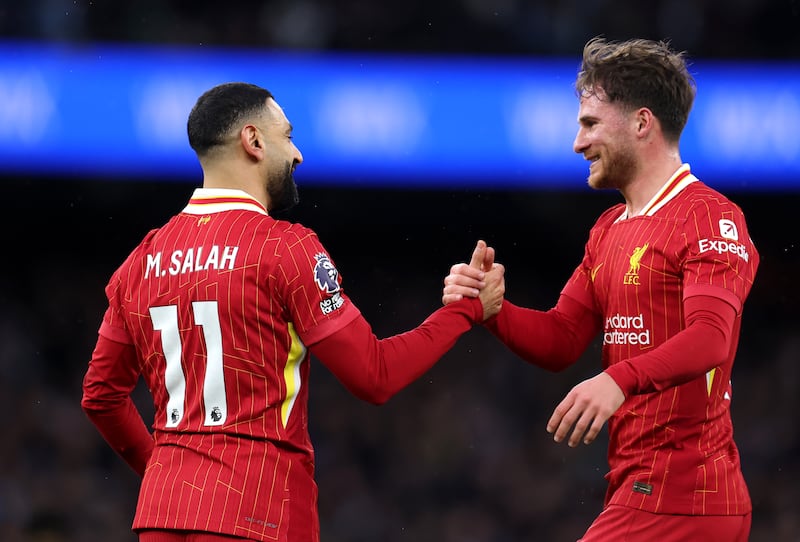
[182,188,269,216]
[616,164,697,222]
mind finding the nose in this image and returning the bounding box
[573,127,588,155]
[293,144,304,165]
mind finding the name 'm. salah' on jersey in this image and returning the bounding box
[98,188,360,540]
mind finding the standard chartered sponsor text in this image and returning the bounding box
[604,313,651,345]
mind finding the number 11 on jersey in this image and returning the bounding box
[150,301,228,428]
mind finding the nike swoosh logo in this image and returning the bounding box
[591,262,604,282]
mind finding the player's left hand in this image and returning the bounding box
[442,239,496,305]
[546,372,625,447]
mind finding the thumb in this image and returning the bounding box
[483,246,495,270]
[468,240,487,270]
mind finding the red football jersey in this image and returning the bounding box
[561,165,759,515]
[97,188,361,540]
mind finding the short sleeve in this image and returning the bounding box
[681,197,759,314]
[98,265,134,344]
[275,227,361,345]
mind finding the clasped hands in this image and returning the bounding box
[442,240,505,321]
[442,240,624,448]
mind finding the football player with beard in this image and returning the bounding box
[82,82,505,542]
[443,37,759,542]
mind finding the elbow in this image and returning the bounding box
[81,376,115,414]
[695,323,731,369]
[349,385,393,406]
[708,342,730,369]
[538,360,575,373]
[368,389,393,405]
[80,394,100,416]
[710,344,728,366]
[81,387,126,417]
[546,362,573,373]
[365,395,391,406]
[81,398,108,422]
[337,369,398,405]
[341,376,395,405]
[519,349,580,373]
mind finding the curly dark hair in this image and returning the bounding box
[575,37,696,142]
[187,82,274,156]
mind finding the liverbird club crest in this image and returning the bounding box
[624,243,649,286]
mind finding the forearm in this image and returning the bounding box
[484,295,600,371]
[605,295,736,396]
[311,297,482,404]
[82,396,154,477]
[81,334,154,476]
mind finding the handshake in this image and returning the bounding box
[442,240,505,321]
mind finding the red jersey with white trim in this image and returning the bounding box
[97,188,360,540]
[561,165,759,515]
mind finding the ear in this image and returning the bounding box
[240,124,264,160]
[634,107,655,138]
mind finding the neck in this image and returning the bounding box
[202,169,269,210]
[621,157,683,218]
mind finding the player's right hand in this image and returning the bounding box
[546,372,625,447]
[478,262,505,320]
[442,239,496,305]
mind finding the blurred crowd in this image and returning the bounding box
[2,180,798,541]
[1,1,799,540]
[1,0,798,58]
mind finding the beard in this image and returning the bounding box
[267,161,300,214]
[588,144,637,191]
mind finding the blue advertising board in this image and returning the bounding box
[1,40,798,190]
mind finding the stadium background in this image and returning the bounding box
[1,1,799,541]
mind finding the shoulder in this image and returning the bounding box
[268,218,320,245]
[679,181,753,238]
[139,227,161,247]
[682,180,746,217]
[124,227,161,264]
[678,181,756,250]
[594,203,626,229]
[263,219,332,267]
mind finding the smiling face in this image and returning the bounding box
[572,90,639,191]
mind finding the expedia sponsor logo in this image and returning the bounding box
[698,238,750,262]
[719,219,738,241]
[603,313,651,346]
